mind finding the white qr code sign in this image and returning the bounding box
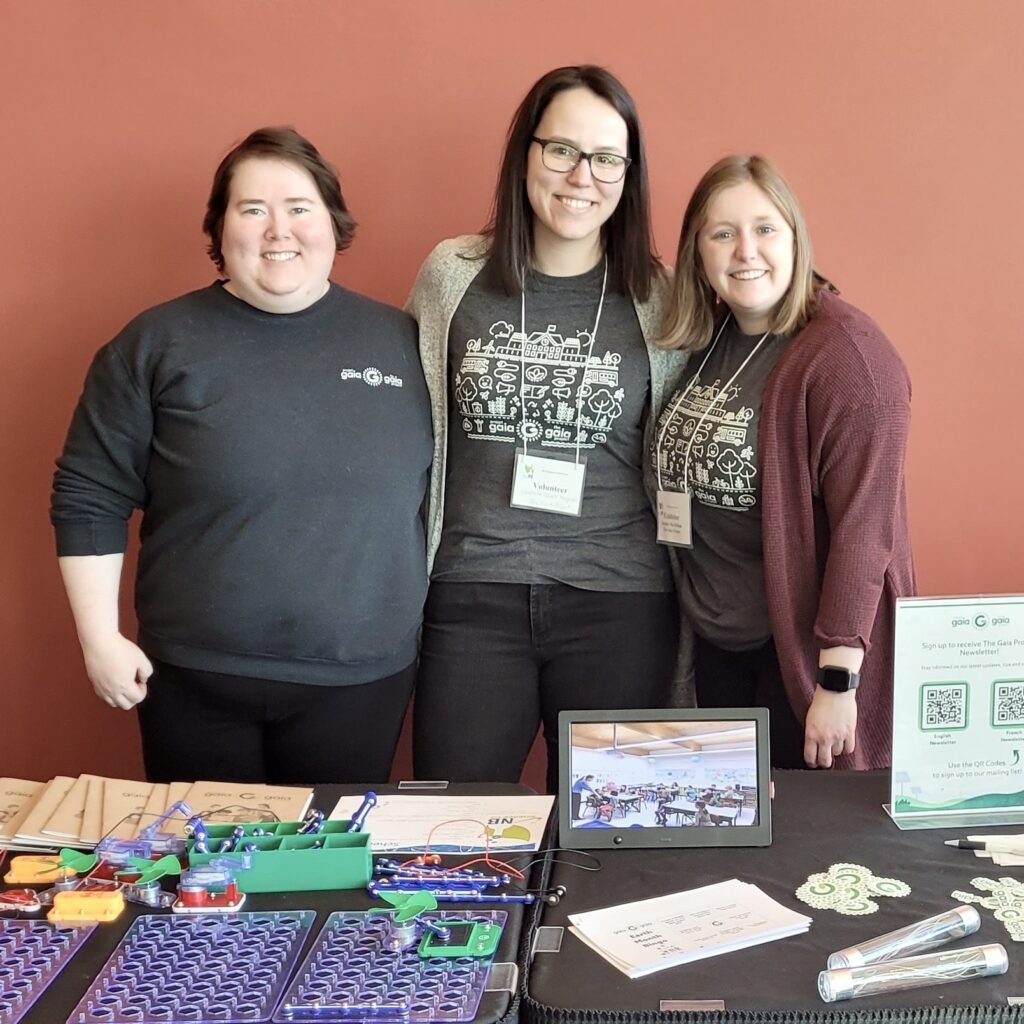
[891,595,1024,828]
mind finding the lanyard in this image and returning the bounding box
[655,313,770,494]
[519,260,608,464]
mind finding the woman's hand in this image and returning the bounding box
[57,554,151,710]
[803,687,857,768]
[82,634,152,709]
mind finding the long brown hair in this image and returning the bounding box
[483,65,659,301]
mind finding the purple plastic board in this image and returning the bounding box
[274,910,507,1022]
[67,910,315,1024]
[0,920,95,1024]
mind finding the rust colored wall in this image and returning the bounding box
[3,2,1021,788]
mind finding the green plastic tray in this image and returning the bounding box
[187,819,371,893]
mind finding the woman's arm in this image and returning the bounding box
[806,339,911,766]
[58,554,152,710]
[804,644,864,767]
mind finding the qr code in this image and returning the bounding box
[920,683,968,730]
[994,681,1024,727]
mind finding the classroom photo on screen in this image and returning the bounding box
[568,719,759,829]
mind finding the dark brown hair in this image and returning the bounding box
[202,127,356,271]
[661,154,834,350]
[483,65,659,301]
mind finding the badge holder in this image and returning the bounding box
[657,489,692,547]
[510,449,586,517]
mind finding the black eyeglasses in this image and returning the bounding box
[531,137,632,184]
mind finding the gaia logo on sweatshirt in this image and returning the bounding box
[339,366,404,388]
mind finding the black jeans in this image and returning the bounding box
[693,635,807,769]
[138,659,416,785]
[413,582,679,792]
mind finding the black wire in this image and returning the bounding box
[517,847,603,874]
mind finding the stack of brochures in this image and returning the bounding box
[568,879,812,979]
[0,776,313,852]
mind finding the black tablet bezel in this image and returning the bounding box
[557,707,772,850]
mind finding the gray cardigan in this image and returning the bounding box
[407,234,695,702]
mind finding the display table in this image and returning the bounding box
[523,770,1024,1022]
[12,782,534,1024]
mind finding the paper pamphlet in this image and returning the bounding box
[185,782,313,824]
[0,778,48,847]
[568,879,812,978]
[14,776,76,847]
[79,775,106,846]
[101,779,155,840]
[329,794,554,852]
[41,773,90,842]
[131,781,194,838]
[131,783,169,838]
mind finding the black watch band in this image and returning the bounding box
[817,665,861,692]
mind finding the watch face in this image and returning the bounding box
[819,666,858,692]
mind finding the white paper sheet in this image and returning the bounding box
[328,794,554,852]
[568,879,811,978]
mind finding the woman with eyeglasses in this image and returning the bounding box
[653,155,914,770]
[409,65,688,791]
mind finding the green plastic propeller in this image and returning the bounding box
[115,854,182,885]
[373,889,439,922]
[54,848,99,875]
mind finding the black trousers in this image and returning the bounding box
[693,635,808,769]
[413,582,679,793]
[137,659,416,785]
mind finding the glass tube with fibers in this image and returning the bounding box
[828,905,980,969]
[818,944,1007,1003]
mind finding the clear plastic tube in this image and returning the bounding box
[827,905,981,969]
[818,943,1007,1003]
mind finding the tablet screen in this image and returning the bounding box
[558,708,771,849]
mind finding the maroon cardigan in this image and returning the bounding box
[760,289,915,769]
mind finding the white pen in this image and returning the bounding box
[945,836,1024,855]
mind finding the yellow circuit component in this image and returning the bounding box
[48,890,125,923]
[3,855,74,884]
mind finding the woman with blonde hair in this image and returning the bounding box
[654,154,913,770]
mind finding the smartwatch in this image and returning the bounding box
[817,665,861,692]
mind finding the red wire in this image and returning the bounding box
[0,889,39,909]
[395,818,526,881]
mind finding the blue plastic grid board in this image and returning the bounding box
[0,920,94,1024]
[67,910,316,1024]
[274,910,507,1022]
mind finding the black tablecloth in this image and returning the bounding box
[523,770,1024,1022]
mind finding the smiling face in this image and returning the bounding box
[697,180,795,334]
[220,157,337,313]
[525,86,629,274]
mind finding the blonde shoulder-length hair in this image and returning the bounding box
[660,154,834,351]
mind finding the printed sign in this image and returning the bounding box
[889,595,1024,829]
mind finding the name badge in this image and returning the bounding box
[657,490,692,547]
[510,450,586,517]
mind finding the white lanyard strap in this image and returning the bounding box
[655,314,770,494]
[520,260,608,463]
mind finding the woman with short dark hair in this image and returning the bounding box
[51,127,432,784]
[410,66,688,791]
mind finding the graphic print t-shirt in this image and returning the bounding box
[654,317,790,648]
[433,261,671,592]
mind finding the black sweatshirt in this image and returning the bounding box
[51,282,433,685]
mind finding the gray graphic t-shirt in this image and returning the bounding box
[654,317,790,648]
[434,261,671,592]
